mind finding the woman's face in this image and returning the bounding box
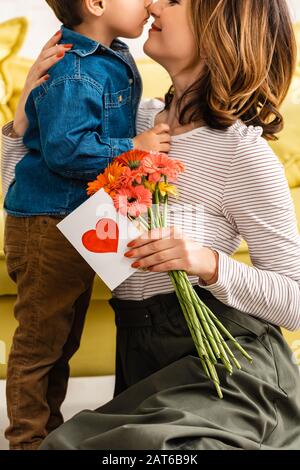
[144,0,197,71]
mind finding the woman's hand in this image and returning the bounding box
[124,226,219,284]
[13,30,72,137]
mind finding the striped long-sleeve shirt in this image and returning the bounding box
[2,99,300,330]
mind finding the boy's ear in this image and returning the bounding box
[84,0,106,17]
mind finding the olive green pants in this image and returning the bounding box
[40,286,300,450]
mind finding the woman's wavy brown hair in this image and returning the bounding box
[166,0,297,140]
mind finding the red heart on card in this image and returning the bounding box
[82,218,119,253]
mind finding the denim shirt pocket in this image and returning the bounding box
[103,86,134,138]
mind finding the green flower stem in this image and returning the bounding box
[182,275,234,376]
[201,303,253,363]
[175,271,253,365]
[171,274,224,400]
[169,273,211,378]
[182,275,247,371]
[154,186,162,227]
[185,281,234,373]
[172,273,207,359]
[172,271,207,359]
[198,321,218,364]
[162,176,168,228]
[200,306,234,374]
[215,332,242,370]
[162,195,168,228]
[183,274,222,360]
[137,215,150,231]
[174,276,224,400]
[147,207,155,230]
[205,358,221,387]
[128,214,148,231]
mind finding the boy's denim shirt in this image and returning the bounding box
[5,26,143,216]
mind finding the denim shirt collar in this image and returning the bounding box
[60,25,129,57]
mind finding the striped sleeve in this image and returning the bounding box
[1,122,27,199]
[200,128,300,331]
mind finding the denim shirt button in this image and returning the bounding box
[118,95,123,103]
[129,78,133,85]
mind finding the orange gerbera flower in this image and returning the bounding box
[87,161,125,197]
[115,149,149,169]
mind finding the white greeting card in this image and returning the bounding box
[57,189,144,290]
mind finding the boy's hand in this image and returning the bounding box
[13,31,71,137]
[133,123,171,154]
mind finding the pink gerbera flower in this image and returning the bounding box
[142,153,185,183]
[113,185,152,217]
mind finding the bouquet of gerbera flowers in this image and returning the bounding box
[87,150,252,398]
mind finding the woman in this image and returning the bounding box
[3,0,300,450]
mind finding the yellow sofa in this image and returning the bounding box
[0,19,299,380]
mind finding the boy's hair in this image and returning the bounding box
[46,0,84,29]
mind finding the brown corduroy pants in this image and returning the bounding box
[4,214,95,450]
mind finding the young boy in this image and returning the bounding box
[2,0,170,450]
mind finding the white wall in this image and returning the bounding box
[0,0,299,60]
[289,0,300,20]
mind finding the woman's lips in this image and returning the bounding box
[150,24,162,32]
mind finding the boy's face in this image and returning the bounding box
[104,0,151,39]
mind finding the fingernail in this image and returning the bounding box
[132,262,141,268]
[124,251,134,258]
[63,44,73,48]
[57,51,65,58]
[54,30,61,36]
[44,74,50,81]
[127,241,135,247]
